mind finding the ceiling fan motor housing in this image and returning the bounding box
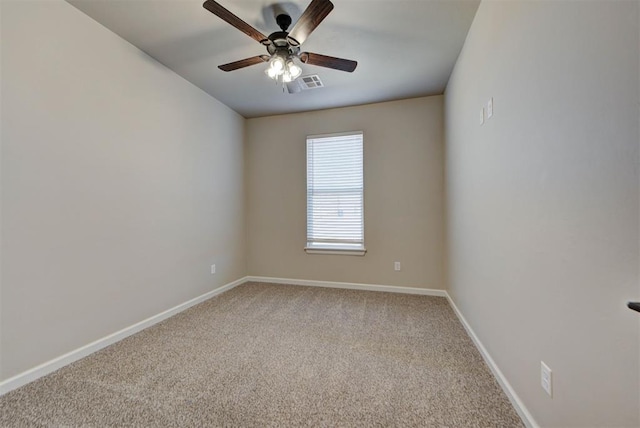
[275,14,292,31]
[266,29,300,57]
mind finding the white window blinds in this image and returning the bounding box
[306,132,364,252]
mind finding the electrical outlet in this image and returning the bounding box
[394,262,401,271]
[480,107,485,125]
[211,264,216,274]
[487,97,494,118]
[541,361,553,397]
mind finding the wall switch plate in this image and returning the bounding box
[541,361,553,397]
[487,97,494,118]
[480,107,485,125]
[211,264,216,274]
[394,262,401,271]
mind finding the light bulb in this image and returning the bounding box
[265,67,278,79]
[282,71,293,83]
[270,56,285,72]
[288,63,302,79]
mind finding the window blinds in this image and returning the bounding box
[306,132,364,250]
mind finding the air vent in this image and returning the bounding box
[299,74,324,89]
[286,75,324,94]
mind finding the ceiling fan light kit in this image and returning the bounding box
[265,56,303,83]
[202,0,357,93]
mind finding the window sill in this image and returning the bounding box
[304,247,367,256]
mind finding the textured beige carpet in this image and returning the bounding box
[1,282,523,427]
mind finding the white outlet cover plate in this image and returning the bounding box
[480,107,485,125]
[487,97,494,118]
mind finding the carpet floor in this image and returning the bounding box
[1,282,524,427]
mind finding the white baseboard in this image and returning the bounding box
[0,277,246,396]
[2,275,536,428]
[245,276,447,297]
[445,294,539,428]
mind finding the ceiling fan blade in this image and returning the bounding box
[299,52,357,72]
[287,0,334,46]
[218,55,269,72]
[203,0,270,45]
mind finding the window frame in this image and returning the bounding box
[304,131,366,256]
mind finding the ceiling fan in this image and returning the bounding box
[202,0,357,88]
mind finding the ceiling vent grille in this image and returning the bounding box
[286,75,324,94]
[299,75,324,90]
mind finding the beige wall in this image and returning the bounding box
[6,4,637,426]
[246,97,445,289]
[445,1,639,426]
[0,0,246,380]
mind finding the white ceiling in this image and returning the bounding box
[67,0,480,118]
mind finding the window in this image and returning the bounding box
[305,131,365,255]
